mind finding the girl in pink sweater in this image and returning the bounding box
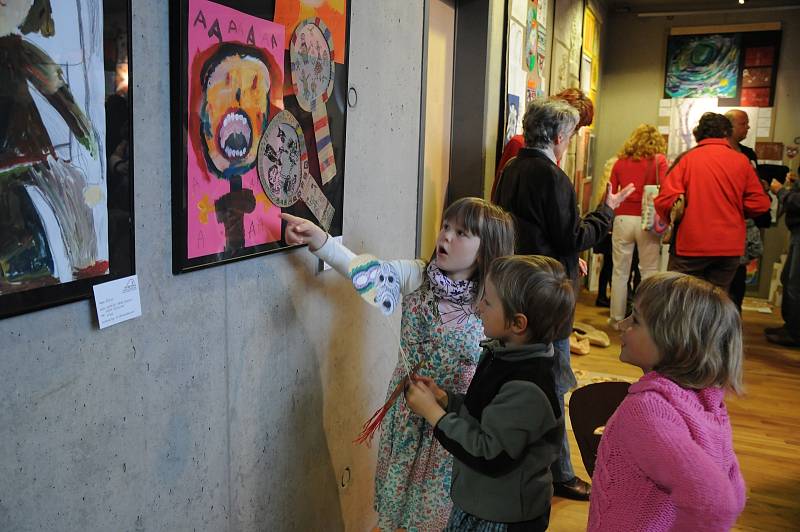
[588,272,746,531]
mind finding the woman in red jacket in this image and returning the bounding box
[654,113,771,291]
[608,125,668,325]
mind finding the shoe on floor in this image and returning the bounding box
[569,333,591,355]
[766,328,800,348]
[764,325,785,336]
[553,476,591,501]
[573,322,611,347]
[595,296,610,308]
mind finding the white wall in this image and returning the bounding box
[0,1,425,530]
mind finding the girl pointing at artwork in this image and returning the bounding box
[281,198,514,531]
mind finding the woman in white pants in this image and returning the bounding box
[609,125,668,324]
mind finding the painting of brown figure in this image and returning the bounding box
[197,43,273,251]
[0,0,108,297]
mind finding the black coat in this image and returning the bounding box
[494,147,614,280]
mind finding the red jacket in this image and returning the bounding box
[610,154,669,216]
[654,139,770,257]
[492,135,525,200]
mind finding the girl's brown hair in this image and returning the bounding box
[440,197,515,291]
[635,272,744,394]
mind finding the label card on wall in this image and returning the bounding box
[93,275,142,329]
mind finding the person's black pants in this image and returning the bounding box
[781,235,800,337]
[730,264,747,311]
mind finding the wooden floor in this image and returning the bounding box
[548,290,800,532]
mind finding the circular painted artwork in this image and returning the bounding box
[289,18,335,111]
[256,110,306,208]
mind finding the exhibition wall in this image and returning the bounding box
[0,1,423,530]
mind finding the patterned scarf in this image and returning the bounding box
[427,261,477,305]
[427,261,479,328]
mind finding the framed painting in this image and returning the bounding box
[170,0,349,273]
[0,0,135,319]
[664,28,781,107]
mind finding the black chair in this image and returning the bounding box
[568,381,630,477]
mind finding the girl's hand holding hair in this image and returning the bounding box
[280,213,328,251]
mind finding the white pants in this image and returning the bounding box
[610,215,662,321]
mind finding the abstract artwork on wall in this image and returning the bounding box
[170,0,349,273]
[664,33,740,99]
[664,28,781,107]
[1,0,135,319]
[664,97,773,160]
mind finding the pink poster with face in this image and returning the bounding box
[186,0,285,259]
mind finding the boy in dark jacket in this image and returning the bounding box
[405,255,574,531]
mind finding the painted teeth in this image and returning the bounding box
[222,113,247,127]
[223,147,248,158]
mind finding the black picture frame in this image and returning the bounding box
[0,0,135,320]
[169,0,350,274]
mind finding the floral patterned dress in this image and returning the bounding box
[374,264,484,531]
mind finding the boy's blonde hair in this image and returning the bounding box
[617,124,667,161]
[635,272,743,394]
[441,198,515,291]
[487,255,574,344]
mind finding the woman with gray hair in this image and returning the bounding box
[494,97,634,501]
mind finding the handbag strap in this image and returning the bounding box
[655,154,660,186]
[648,155,660,187]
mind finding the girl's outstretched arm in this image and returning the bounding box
[281,213,426,296]
[281,213,328,250]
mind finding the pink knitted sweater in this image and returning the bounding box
[588,372,746,531]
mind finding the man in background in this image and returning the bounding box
[725,109,758,168]
[725,109,771,310]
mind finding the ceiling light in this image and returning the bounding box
[739,0,745,4]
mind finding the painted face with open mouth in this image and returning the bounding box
[200,50,271,178]
[217,109,252,160]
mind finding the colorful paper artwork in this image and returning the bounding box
[349,254,401,316]
[0,0,134,318]
[257,111,305,208]
[743,67,772,88]
[526,4,538,71]
[184,0,284,260]
[741,88,770,108]
[171,0,349,273]
[290,18,337,184]
[274,0,347,64]
[536,29,547,80]
[744,46,774,67]
[664,34,740,99]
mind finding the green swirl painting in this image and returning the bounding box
[664,33,741,99]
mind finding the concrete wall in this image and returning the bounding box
[594,8,800,297]
[0,1,424,530]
